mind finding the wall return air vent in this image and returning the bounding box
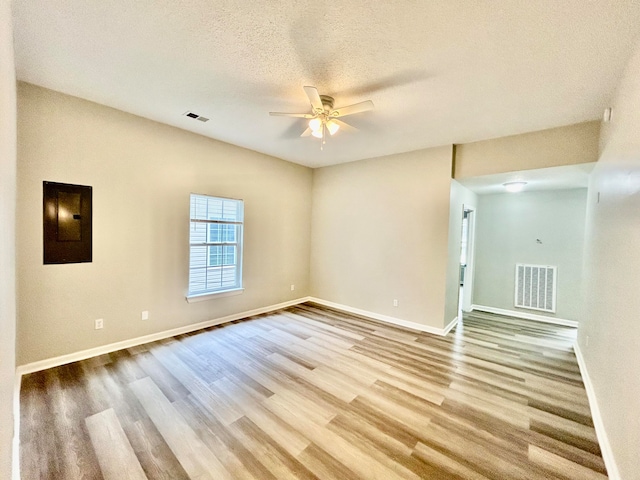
[515,264,557,313]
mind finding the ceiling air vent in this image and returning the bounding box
[183,111,210,123]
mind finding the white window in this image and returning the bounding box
[188,194,244,299]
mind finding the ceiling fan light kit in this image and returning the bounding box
[326,120,339,135]
[309,117,322,131]
[270,86,374,149]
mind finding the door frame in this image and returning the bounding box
[459,204,477,312]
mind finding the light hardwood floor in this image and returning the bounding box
[20,303,607,479]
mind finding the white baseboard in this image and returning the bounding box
[16,296,311,375]
[17,295,456,375]
[470,304,578,327]
[13,293,449,476]
[443,316,459,335]
[307,297,451,336]
[573,342,619,480]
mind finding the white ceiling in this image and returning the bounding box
[12,1,640,168]
[458,163,596,195]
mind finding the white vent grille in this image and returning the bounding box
[515,264,557,313]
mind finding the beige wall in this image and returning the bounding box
[579,41,640,480]
[454,121,600,179]
[473,189,587,322]
[444,180,477,324]
[310,146,453,330]
[17,83,313,365]
[0,0,16,476]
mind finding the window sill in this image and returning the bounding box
[186,288,244,304]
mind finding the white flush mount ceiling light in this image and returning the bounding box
[503,181,527,193]
[270,86,374,150]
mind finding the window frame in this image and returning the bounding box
[186,193,244,302]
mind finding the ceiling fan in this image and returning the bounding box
[270,86,374,148]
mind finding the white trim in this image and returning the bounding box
[16,297,310,375]
[443,316,459,335]
[461,204,476,312]
[470,304,578,327]
[186,287,244,303]
[573,342,620,480]
[16,296,459,376]
[307,297,451,336]
[12,372,21,480]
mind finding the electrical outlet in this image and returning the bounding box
[290,284,295,291]
[95,319,104,330]
[393,299,399,307]
[141,310,149,320]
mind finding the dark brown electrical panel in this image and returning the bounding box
[43,181,92,264]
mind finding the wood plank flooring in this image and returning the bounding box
[20,303,607,479]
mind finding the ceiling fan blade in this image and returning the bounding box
[269,112,315,118]
[300,127,312,137]
[332,119,358,133]
[303,86,323,111]
[332,100,374,117]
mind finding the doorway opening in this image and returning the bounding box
[458,206,476,317]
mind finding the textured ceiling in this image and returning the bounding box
[12,1,640,168]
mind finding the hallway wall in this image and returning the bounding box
[473,189,587,322]
[0,0,17,477]
[579,38,640,480]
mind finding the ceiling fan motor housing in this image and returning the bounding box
[319,95,335,111]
